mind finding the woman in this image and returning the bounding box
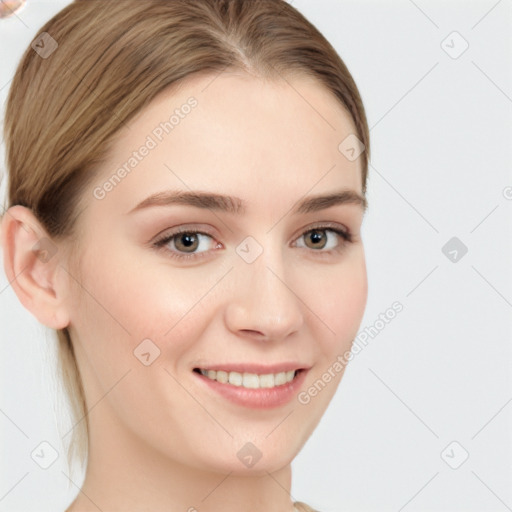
[1,1,370,510]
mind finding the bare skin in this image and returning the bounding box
[1,71,368,512]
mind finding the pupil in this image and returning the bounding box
[310,231,323,245]
[182,234,195,247]
[177,233,197,251]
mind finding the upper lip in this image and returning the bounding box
[194,363,310,374]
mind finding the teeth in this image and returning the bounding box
[198,369,297,388]
[259,373,274,388]
[216,370,228,383]
[228,372,243,386]
[243,373,259,388]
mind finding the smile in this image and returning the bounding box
[193,367,308,409]
[194,368,299,389]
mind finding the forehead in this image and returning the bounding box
[88,71,363,216]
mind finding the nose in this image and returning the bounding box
[224,242,305,342]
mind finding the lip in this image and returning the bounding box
[192,362,308,374]
[193,367,310,409]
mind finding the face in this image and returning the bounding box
[62,71,368,475]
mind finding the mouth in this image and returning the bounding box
[192,366,309,409]
[193,367,304,390]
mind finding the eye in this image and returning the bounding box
[152,223,353,261]
[294,224,353,255]
[153,228,219,261]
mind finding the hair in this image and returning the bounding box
[2,0,370,480]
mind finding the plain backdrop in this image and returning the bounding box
[1,1,511,511]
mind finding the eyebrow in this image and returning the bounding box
[128,188,367,215]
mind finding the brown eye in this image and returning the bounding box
[173,232,200,253]
[153,229,218,261]
[304,229,328,250]
[295,226,352,255]
[153,224,352,263]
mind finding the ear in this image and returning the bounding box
[1,205,70,330]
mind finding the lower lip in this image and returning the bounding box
[193,369,308,409]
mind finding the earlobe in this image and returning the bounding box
[1,205,70,330]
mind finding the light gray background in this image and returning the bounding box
[1,1,511,511]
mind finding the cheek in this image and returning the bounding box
[91,242,206,317]
[70,245,214,368]
[68,248,210,425]
[309,251,368,354]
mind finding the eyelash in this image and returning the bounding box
[152,224,354,262]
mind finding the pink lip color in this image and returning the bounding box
[194,369,308,409]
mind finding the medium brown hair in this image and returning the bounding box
[3,0,370,472]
